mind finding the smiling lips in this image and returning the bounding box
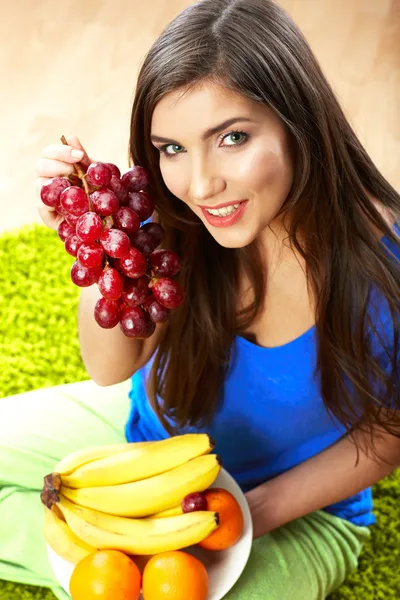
[199,200,249,228]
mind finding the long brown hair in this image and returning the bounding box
[129,0,400,461]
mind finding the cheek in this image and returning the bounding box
[159,163,185,200]
[243,141,293,202]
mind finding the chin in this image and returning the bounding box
[207,229,257,249]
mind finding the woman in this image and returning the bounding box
[1,0,399,598]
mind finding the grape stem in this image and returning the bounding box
[60,135,92,211]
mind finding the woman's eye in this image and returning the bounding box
[158,130,250,159]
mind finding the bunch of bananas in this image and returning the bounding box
[41,433,222,564]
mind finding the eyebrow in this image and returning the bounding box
[150,116,254,145]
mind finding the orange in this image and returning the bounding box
[69,549,141,600]
[198,488,244,551]
[142,550,208,600]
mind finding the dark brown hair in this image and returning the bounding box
[129,0,400,461]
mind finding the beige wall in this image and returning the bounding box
[1,0,399,234]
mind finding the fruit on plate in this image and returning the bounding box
[61,453,221,517]
[41,434,223,559]
[39,137,185,340]
[181,491,208,513]
[54,440,153,476]
[55,495,219,555]
[198,488,244,551]
[62,433,215,488]
[142,550,209,600]
[43,505,95,564]
[69,549,141,600]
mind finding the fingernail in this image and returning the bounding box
[71,149,84,159]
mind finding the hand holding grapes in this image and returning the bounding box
[38,135,184,339]
[36,135,92,231]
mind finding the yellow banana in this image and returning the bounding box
[43,506,96,564]
[62,453,221,517]
[55,440,153,476]
[57,495,219,555]
[62,433,215,488]
[152,505,184,519]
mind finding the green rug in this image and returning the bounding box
[0,224,399,599]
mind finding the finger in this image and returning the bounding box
[35,158,75,178]
[65,134,91,168]
[41,143,86,163]
[37,203,64,231]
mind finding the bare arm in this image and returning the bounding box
[246,423,400,539]
[78,285,163,386]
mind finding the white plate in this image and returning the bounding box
[47,467,253,600]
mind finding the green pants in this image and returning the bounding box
[0,380,371,600]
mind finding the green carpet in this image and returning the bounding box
[0,224,399,599]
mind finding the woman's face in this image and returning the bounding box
[150,82,294,248]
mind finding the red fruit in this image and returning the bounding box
[40,177,70,208]
[65,213,80,227]
[70,262,102,287]
[121,277,149,307]
[181,492,208,513]
[142,296,170,323]
[65,234,84,257]
[130,228,157,257]
[98,268,124,300]
[86,162,112,187]
[104,163,121,179]
[149,249,181,277]
[120,306,156,338]
[141,222,165,248]
[60,186,89,216]
[99,229,131,259]
[151,278,184,309]
[90,188,119,216]
[57,220,75,242]
[77,243,104,268]
[113,207,140,235]
[76,212,103,243]
[127,191,154,222]
[119,247,147,278]
[121,166,150,193]
[94,298,121,328]
[109,176,128,205]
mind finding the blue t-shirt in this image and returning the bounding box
[125,226,399,528]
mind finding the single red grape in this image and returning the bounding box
[121,166,150,193]
[121,276,149,307]
[86,162,112,187]
[58,220,75,242]
[98,267,124,300]
[141,222,165,248]
[119,247,147,278]
[181,492,208,513]
[65,213,80,227]
[76,212,103,243]
[113,206,140,235]
[149,249,181,277]
[151,278,184,309]
[109,176,128,205]
[120,306,156,338]
[70,261,102,287]
[60,186,89,216]
[41,177,70,208]
[65,234,84,257]
[94,298,121,328]
[142,296,170,323]
[90,188,119,216]
[129,228,157,256]
[77,243,104,268]
[99,229,131,258]
[105,163,121,179]
[127,191,154,222]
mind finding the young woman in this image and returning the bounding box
[1,0,399,598]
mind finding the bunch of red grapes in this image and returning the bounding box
[40,157,184,338]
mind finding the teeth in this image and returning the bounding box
[206,203,240,217]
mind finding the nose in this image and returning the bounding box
[189,154,225,205]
